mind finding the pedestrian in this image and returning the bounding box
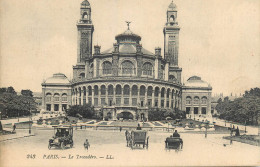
[84,139,90,150]
[119,126,122,132]
[12,124,16,133]
[235,126,240,136]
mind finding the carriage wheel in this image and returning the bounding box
[61,142,65,150]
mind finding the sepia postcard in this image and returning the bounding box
[0,0,259,166]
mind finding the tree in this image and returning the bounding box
[66,104,94,119]
[148,108,166,121]
[0,87,37,118]
[217,87,260,125]
[21,90,33,97]
[6,87,16,95]
[0,88,7,94]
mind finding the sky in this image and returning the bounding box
[0,0,259,96]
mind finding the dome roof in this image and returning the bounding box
[168,1,177,11]
[44,73,70,84]
[185,76,210,88]
[101,45,154,55]
[81,0,90,7]
[115,29,141,44]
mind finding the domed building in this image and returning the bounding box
[41,0,212,120]
[42,73,72,112]
[182,76,212,117]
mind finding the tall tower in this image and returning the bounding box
[164,1,180,67]
[163,1,182,83]
[77,0,94,64]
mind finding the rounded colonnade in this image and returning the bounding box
[72,82,182,110]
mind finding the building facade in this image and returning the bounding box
[182,76,212,118]
[41,0,212,120]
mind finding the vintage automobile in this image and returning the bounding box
[48,126,73,150]
[165,136,183,150]
[127,130,149,149]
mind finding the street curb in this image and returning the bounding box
[0,135,35,142]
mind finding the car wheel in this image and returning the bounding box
[61,142,65,150]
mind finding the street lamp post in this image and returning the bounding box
[205,121,209,138]
[28,102,31,134]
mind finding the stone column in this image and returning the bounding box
[169,90,172,109]
[98,89,101,106]
[86,88,89,104]
[151,89,155,107]
[121,88,124,106]
[92,88,94,106]
[137,88,140,106]
[105,88,108,106]
[129,88,132,106]
[59,94,62,112]
[144,88,147,107]
[81,89,84,105]
[164,90,167,108]
[113,88,116,106]
[158,90,161,108]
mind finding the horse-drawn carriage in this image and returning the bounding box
[126,130,149,149]
[165,136,183,150]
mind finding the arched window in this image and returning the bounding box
[161,88,165,98]
[94,85,99,96]
[169,75,176,81]
[121,61,134,74]
[186,96,191,104]
[169,15,175,22]
[101,85,106,95]
[54,93,60,102]
[108,85,113,95]
[89,64,93,78]
[142,62,153,76]
[194,96,200,104]
[82,12,88,19]
[140,86,146,96]
[79,73,85,78]
[147,86,153,96]
[62,93,67,102]
[202,97,207,104]
[132,85,138,96]
[116,85,122,95]
[123,85,130,95]
[88,86,92,96]
[46,93,52,102]
[102,61,112,75]
[155,87,159,97]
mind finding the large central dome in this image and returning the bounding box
[101,27,153,55]
[115,29,141,44]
